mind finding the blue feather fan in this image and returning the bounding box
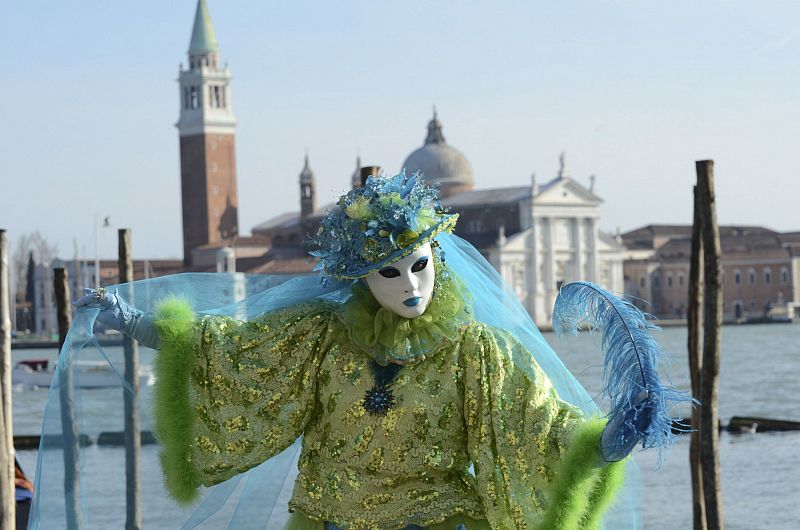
[552,281,694,459]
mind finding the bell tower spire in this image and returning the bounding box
[177,0,238,265]
[300,154,316,220]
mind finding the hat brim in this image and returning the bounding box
[329,213,459,279]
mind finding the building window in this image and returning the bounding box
[467,219,485,233]
[639,276,645,288]
[210,85,222,108]
[221,85,227,108]
[678,272,685,287]
[748,268,756,285]
[667,274,673,288]
[781,267,789,285]
[183,87,190,110]
[734,269,741,285]
[764,268,772,285]
[653,275,660,288]
[514,267,525,295]
[189,86,199,109]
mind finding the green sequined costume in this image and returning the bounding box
[153,274,618,530]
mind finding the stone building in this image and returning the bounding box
[442,153,625,323]
[24,2,626,333]
[177,0,239,265]
[622,225,800,321]
[402,109,475,198]
[30,259,184,336]
[252,113,625,325]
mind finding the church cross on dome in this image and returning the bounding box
[425,106,446,145]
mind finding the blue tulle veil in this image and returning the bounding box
[30,233,640,529]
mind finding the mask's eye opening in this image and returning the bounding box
[411,257,429,273]
[378,267,401,278]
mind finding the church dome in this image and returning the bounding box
[402,110,474,198]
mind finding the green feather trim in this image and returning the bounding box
[152,298,200,504]
[536,417,626,530]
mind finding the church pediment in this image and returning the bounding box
[534,177,602,206]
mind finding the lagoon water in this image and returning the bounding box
[12,323,800,529]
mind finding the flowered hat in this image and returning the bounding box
[309,171,458,279]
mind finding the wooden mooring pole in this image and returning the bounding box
[119,228,142,530]
[687,187,707,530]
[0,230,15,530]
[55,267,83,530]
[696,160,724,529]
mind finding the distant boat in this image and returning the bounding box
[12,359,155,389]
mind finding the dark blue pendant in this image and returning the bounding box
[363,384,396,416]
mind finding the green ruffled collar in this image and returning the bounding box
[338,270,473,365]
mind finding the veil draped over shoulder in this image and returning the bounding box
[29,233,641,529]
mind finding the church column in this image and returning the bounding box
[546,217,557,320]
[589,217,599,283]
[575,217,584,281]
[528,220,539,318]
[526,179,538,318]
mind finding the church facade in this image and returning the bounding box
[441,159,625,324]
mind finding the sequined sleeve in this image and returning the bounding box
[152,298,333,503]
[461,324,583,530]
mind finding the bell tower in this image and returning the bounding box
[177,0,238,265]
[299,155,316,220]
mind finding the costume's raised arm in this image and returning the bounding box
[461,324,584,529]
[152,298,334,504]
[462,325,632,530]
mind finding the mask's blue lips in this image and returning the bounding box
[403,296,422,307]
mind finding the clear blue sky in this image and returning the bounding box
[3,1,799,260]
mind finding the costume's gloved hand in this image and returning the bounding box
[74,288,161,349]
[599,390,651,463]
[75,288,135,330]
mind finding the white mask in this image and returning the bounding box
[365,243,436,319]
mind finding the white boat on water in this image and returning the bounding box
[13,359,155,389]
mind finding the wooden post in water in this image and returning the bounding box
[687,187,707,530]
[0,230,15,530]
[696,160,724,529]
[119,229,142,530]
[55,267,83,530]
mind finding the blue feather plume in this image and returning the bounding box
[552,281,694,458]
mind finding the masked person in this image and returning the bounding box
[62,173,686,530]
